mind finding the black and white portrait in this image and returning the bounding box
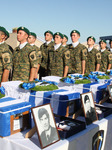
[108,85,112,99]
[31,104,60,148]
[81,92,98,125]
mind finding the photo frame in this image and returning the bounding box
[107,85,112,101]
[81,91,98,125]
[31,103,60,149]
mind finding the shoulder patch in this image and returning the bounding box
[2,52,11,63]
[29,51,37,61]
[96,53,101,59]
[109,54,112,60]
[82,49,87,56]
[65,50,70,59]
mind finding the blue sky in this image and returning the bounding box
[1,0,112,43]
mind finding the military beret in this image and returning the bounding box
[53,32,64,39]
[99,40,107,44]
[70,30,80,36]
[17,26,30,35]
[44,30,53,37]
[29,32,37,38]
[63,34,68,41]
[87,36,96,42]
[0,26,9,38]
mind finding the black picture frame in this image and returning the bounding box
[81,92,98,125]
[107,85,112,101]
[31,103,60,149]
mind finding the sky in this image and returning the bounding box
[1,0,112,43]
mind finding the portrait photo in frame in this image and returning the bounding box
[81,92,98,125]
[107,84,112,101]
[31,103,60,149]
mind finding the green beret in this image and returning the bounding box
[70,30,80,36]
[44,30,53,37]
[53,32,64,39]
[0,26,9,39]
[17,26,30,35]
[63,34,68,41]
[87,36,96,42]
[99,40,107,44]
[30,32,37,38]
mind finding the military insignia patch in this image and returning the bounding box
[29,51,36,61]
[2,53,10,64]
[96,53,101,59]
[83,49,87,56]
[109,54,112,60]
[65,50,70,59]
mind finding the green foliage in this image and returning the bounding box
[30,84,58,91]
[75,79,91,84]
[0,93,5,99]
[97,76,110,79]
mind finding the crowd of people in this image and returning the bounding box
[0,26,112,85]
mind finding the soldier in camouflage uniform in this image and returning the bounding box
[0,26,12,86]
[12,27,38,82]
[68,30,87,74]
[48,32,70,77]
[99,40,112,72]
[86,36,101,74]
[28,32,42,79]
[62,34,69,48]
[39,30,54,79]
[109,40,112,53]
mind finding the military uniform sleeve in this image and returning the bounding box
[2,51,12,70]
[81,48,87,60]
[63,49,70,66]
[108,53,112,64]
[37,50,42,64]
[96,52,101,64]
[29,49,38,68]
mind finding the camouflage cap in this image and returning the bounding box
[99,40,107,44]
[87,36,96,42]
[17,26,30,35]
[29,32,37,38]
[70,30,80,36]
[44,30,53,37]
[0,26,9,38]
[63,34,68,41]
[53,32,64,39]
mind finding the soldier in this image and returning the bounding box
[48,32,70,77]
[12,27,38,82]
[39,30,54,79]
[28,32,42,79]
[0,26,12,86]
[69,30,87,74]
[62,34,68,48]
[109,40,112,52]
[99,40,112,72]
[86,36,101,74]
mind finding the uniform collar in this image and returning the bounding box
[110,48,112,52]
[54,43,61,50]
[19,42,28,49]
[46,41,52,45]
[0,41,5,45]
[88,46,93,52]
[62,45,66,47]
[100,48,106,53]
[30,43,35,46]
[72,41,79,48]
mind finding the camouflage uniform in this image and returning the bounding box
[12,43,38,82]
[31,45,42,65]
[99,49,112,72]
[48,45,70,77]
[68,43,87,74]
[86,48,101,74]
[0,42,12,82]
[39,41,54,78]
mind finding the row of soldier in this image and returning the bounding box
[0,26,112,86]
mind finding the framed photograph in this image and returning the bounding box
[107,85,112,101]
[81,92,98,125]
[31,103,60,149]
